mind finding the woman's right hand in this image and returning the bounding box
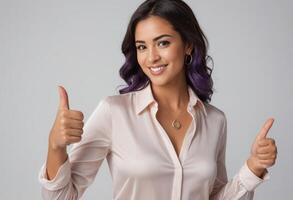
[48,86,84,151]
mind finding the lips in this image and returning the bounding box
[148,64,167,75]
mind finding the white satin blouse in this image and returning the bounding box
[39,83,269,200]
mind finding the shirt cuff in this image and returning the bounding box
[238,161,270,191]
[38,158,71,191]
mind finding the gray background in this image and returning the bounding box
[0,0,292,199]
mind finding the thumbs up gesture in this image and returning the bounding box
[247,118,278,178]
[48,86,84,150]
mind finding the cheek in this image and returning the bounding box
[136,54,144,68]
[136,54,150,75]
[164,46,185,65]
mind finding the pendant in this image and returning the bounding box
[172,119,182,130]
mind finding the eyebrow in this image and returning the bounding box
[135,34,173,44]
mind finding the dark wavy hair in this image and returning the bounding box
[118,0,214,103]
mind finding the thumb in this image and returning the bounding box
[58,85,70,110]
[256,118,274,140]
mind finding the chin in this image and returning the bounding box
[149,77,173,87]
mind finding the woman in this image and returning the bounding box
[39,0,277,199]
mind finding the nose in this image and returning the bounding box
[147,47,160,63]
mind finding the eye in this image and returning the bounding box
[136,45,146,51]
[158,40,170,47]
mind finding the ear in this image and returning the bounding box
[184,43,193,55]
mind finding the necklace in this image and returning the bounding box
[171,108,186,130]
[172,119,182,130]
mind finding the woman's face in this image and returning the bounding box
[135,16,192,87]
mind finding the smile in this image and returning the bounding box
[149,64,168,75]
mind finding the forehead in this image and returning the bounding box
[135,16,178,40]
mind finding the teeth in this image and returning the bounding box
[150,67,163,72]
[150,65,166,72]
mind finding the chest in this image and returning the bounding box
[109,105,221,184]
[110,103,222,164]
[155,109,193,157]
[109,107,219,187]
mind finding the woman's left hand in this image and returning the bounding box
[247,118,277,178]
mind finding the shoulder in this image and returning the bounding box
[204,103,227,141]
[204,103,227,124]
[101,91,136,109]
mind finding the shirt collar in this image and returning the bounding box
[135,83,207,116]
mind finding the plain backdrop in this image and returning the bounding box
[0,0,292,199]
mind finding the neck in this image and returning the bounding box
[150,78,189,112]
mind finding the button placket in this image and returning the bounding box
[150,104,184,200]
[172,166,183,200]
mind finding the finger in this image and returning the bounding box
[63,128,83,137]
[58,85,70,110]
[257,153,276,160]
[63,119,84,129]
[256,118,274,140]
[259,159,275,166]
[258,138,275,147]
[63,135,82,145]
[63,110,84,120]
[257,145,276,154]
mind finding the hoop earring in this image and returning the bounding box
[185,54,193,65]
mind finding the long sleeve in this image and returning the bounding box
[38,97,112,200]
[209,115,269,200]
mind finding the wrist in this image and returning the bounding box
[247,157,266,178]
[48,132,66,152]
[48,139,66,152]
